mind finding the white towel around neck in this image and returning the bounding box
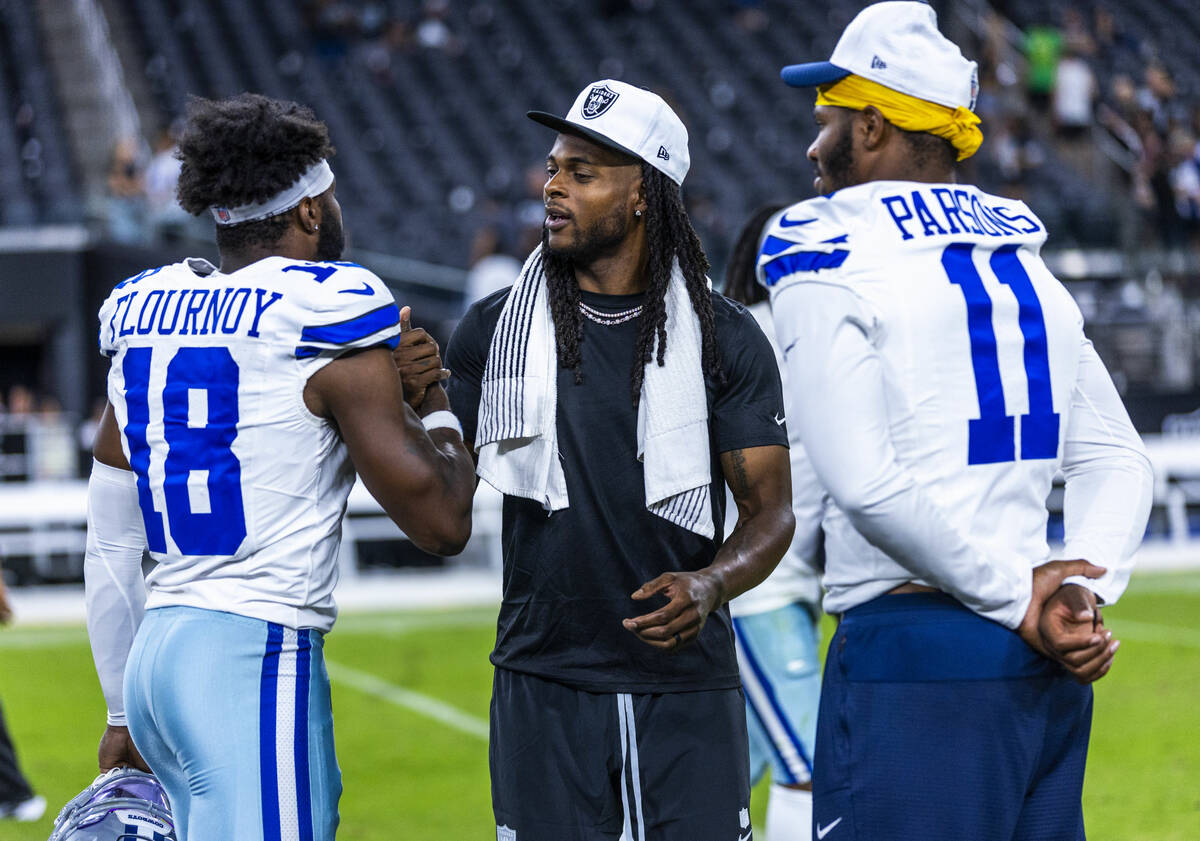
[475,245,715,538]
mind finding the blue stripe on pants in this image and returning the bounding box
[295,630,314,841]
[733,616,813,781]
[261,622,284,841]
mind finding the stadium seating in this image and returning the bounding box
[0,0,81,226]
[0,0,1194,265]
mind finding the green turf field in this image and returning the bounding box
[1,571,1197,839]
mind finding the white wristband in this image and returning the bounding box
[421,410,462,438]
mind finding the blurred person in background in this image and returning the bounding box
[461,224,522,315]
[101,137,148,245]
[0,561,46,822]
[144,120,191,242]
[724,203,825,841]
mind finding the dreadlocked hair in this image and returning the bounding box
[633,164,724,404]
[175,93,335,253]
[542,163,724,404]
[543,239,586,383]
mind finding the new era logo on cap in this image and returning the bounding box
[527,79,691,185]
[871,55,887,69]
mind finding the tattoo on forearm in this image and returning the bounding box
[727,448,750,497]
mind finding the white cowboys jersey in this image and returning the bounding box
[728,301,823,618]
[760,181,1151,626]
[98,256,403,632]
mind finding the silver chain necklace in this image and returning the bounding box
[579,300,643,326]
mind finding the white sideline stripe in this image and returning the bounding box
[1109,620,1200,649]
[0,611,496,649]
[0,628,87,648]
[2,617,1199,653]
[334,611,495,636]
[1124,573,1200,595]
[325,660,489,741]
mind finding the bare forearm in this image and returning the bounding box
[423,428,478,549]
[705,507,794,604]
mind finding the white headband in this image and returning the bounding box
[209,159,334,226]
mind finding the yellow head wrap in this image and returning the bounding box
[815,74,983,161]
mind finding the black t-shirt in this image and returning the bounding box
[446,286,787,693]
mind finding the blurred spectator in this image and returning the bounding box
[1138,64,1178,136]
[101,138,148,245]
[1168,128,1200,237]
[416,0,460,54]
[1053,41,1096,138]
[144,122,191,242]
[1053,39,1098,177]
[361,19,414,83]
[5,388,33,417]
[462,225,521,314]
[0,562,46,823]
[1023,24,1061,113]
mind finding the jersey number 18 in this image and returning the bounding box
[122,346,248,555]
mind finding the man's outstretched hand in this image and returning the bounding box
[622,571,724,651]
[392,306,450,410]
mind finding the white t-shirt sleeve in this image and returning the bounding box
[772,281,1031,628]
[85,460,149,726]
[1058,337,1154,604]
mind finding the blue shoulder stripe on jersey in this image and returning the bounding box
[113,266,162,289]
[762,249,850,286]
[294,334,400,359]
[299,303,400,346]
[761,235,800,257]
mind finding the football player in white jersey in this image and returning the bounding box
[760,4,1153,840]
[725,204,825,841]
[84,94,476,840]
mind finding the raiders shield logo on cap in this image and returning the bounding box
[581,84,619,119]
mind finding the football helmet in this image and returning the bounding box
[48,768,175,841]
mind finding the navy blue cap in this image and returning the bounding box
[780,61,851,88]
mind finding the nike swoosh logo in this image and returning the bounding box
[339,281,375,296]
[816,817,843,839]
[773,413,786,426]
[778,215,817,228]
[737,833,752,841]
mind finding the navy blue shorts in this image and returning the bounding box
[813,593,1092,841]
[490,668,753,841]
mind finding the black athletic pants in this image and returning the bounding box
[490,667,754,841]
[0,698,33,804]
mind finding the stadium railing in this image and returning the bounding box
[0,436,1195,588]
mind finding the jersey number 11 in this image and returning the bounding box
[942,242,1060,466]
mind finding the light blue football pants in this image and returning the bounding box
[125,606,341,841]
[733,602,821,786]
